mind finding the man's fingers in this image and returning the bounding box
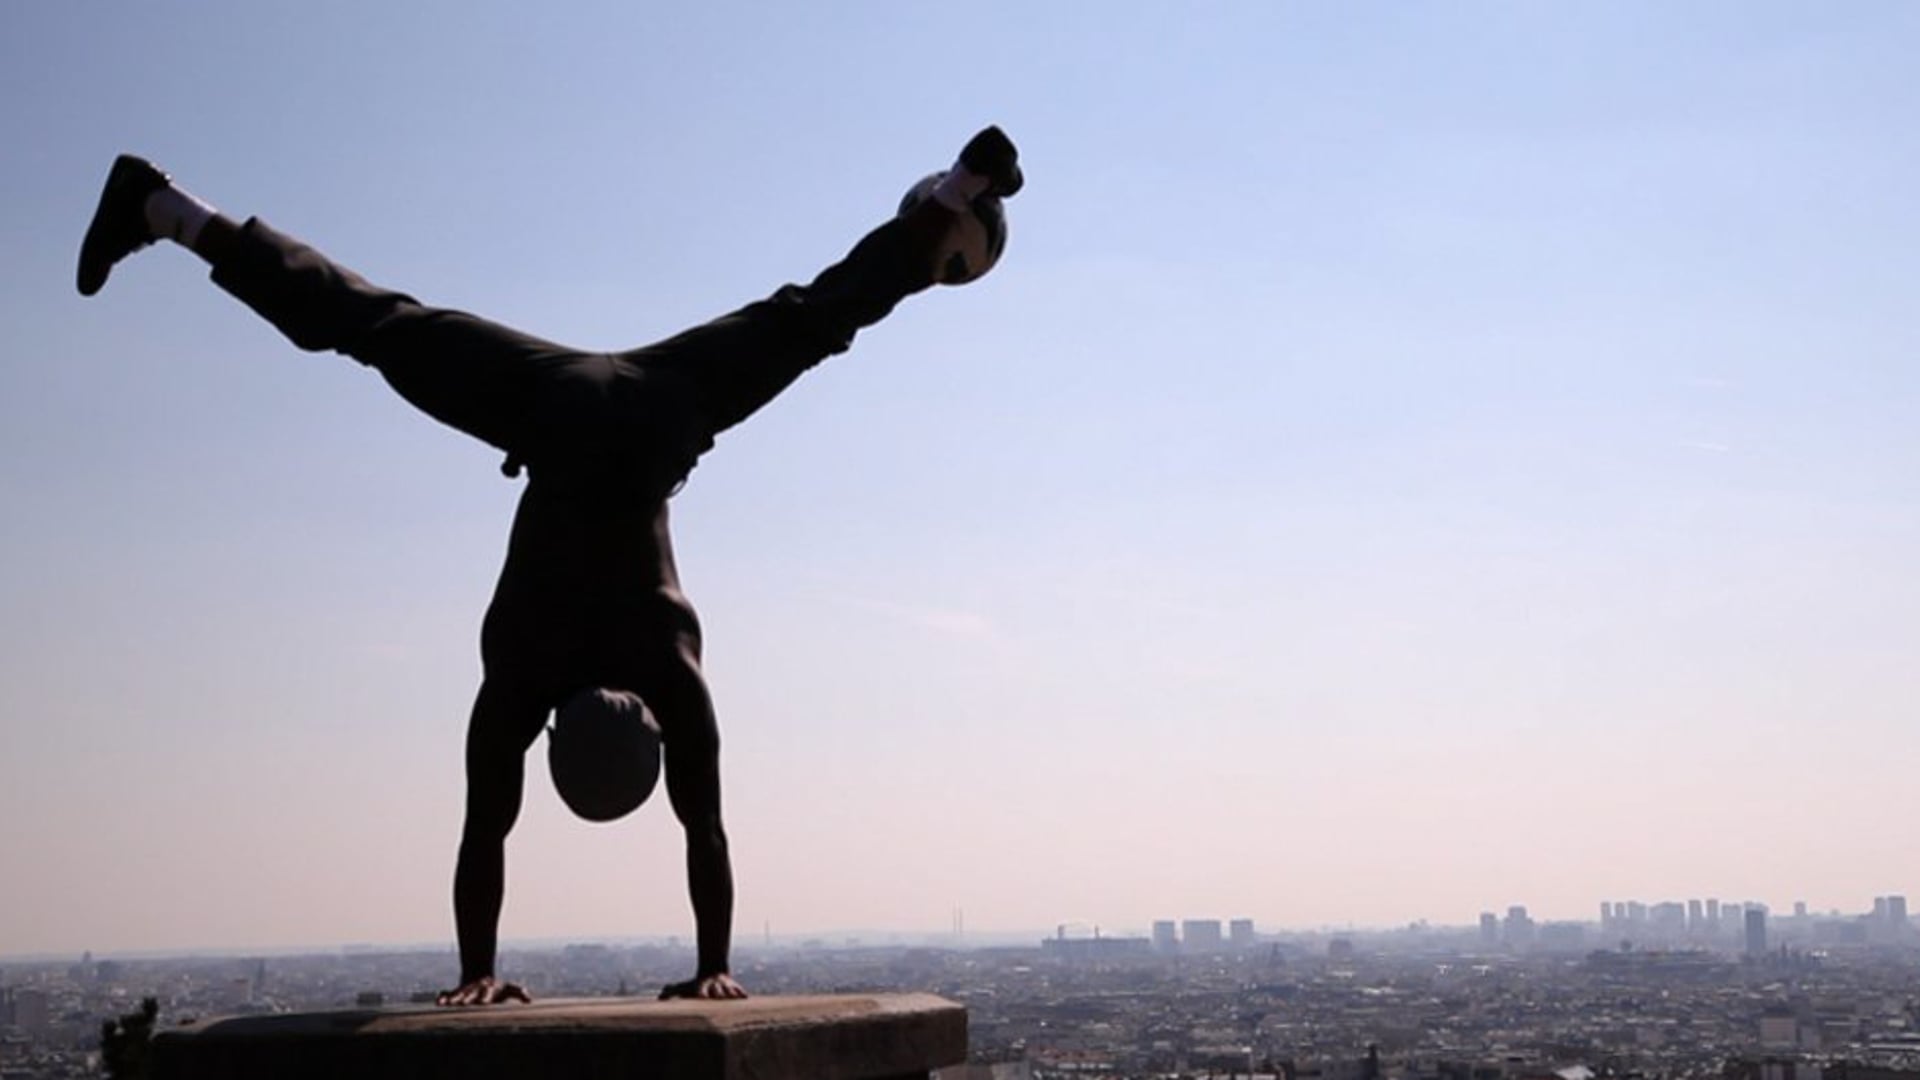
[693,974,747,1000]
[660,975,745,1001]
[437,978,529,1007]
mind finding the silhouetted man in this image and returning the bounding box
[75,127,1023,1005]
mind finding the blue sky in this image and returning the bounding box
[2,3,1917,955]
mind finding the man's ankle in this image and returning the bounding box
[144,183,217,248]
[188,214,243,267]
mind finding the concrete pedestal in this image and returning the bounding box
[152,993,966,1080]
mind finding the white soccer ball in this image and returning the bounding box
[898,172,1008,285]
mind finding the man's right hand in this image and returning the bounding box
[435,976,532,1007]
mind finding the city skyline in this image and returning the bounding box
[8,928,1920,1077]
[2,889,1911,964]
[5,4,1919,958]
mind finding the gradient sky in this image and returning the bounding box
[3,3,1917,957]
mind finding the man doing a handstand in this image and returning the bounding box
[75,127,1024,1005]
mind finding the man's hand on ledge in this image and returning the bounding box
[436,976,533,1007]
[658,972,748,1001]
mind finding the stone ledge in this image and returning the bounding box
[152,993,966,1080]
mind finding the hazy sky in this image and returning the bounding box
[3,3,1917,957]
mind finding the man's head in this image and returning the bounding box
[547,687,662,823]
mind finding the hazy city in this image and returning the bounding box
[8,3,1920,1079]
[5,893,1916,1079]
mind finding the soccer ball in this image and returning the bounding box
[547,687,662,823]
[899,172,1007,285]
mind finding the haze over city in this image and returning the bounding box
[3,4,1917,958]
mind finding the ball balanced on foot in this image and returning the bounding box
[900,125,1025,286]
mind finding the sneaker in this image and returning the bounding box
[76,155,170,297]
[957,126,1023,198]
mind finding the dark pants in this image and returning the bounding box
[211,216,923,499]
[206,211,925,713]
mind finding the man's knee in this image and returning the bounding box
[210,218,425,356]
[764,285,859,356]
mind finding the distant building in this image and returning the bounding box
[1181,919,1223,952]
[1689,899,1705,933]
[1651,902,1687,938]
[1152,920,1178,953]
[1745,908,1769,956]
[1583,948,1730,980]
[1040,935,1151,962]
[1229,918,1255,949]
[1504,906,1535,949]
[1870,895,1909,942]
[1707,897,1722,932]
[1480,912,1499,946]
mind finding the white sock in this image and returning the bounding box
[931,165,990,211]
[144,184,216,247]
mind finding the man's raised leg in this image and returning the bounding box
[76,155,566,461]
[636,126,1025,438]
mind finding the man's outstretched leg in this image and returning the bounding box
[637,126,1026,439]
[76,156,569,464]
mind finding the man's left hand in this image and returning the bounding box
[436,976,532,1007]
[658,972,748,1001]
